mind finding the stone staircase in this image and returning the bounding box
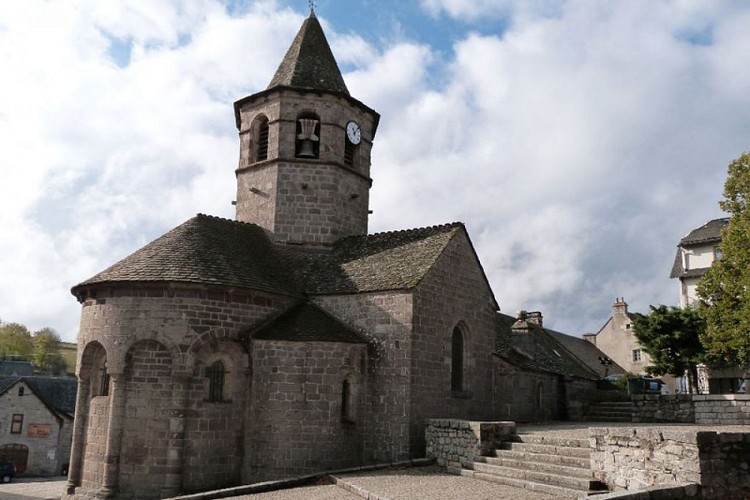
[585,401,634,422]
[462,434,608,498]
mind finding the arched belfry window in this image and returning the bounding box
[451,327,464,391]
[206,360,225,402]
[296,112,320,159]
[256,117,269,161]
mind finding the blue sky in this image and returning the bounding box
[1,0,749,342]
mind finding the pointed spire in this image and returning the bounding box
[268,12,349,95]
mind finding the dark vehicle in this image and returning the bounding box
[0,459,15,482]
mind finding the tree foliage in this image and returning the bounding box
[0,322,34,360]
[0,320,68,375]
[698,152,750,367]
[631,305,705,392]
[32,327,67,375]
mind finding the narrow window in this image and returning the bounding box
[18,386,24,396]
[451,327,464,391]
[341,379,354,423]
[633,349,642,362]
[344,140,355,166]
[11,414,23,434]
[206,360,225,402]
[99,364,110,397]
[714,246,723,260]
[257,118,269,161]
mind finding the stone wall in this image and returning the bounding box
[632,394,750,424]
[247,340,368,482]
[491,359,562,422]
[694,394,750,424]
[410,232,499,454]
[81,397,109,489]
[314,292,413,464]
[591,426,750,498]
[425,419,515,468]
[632,394,695,423]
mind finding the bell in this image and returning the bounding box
[297,139,317,158]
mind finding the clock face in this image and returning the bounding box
[346,121,361,145]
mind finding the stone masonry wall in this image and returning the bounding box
[73,286,294,497]
[491,358,562,422]
[247,340,368,482]
[632,394,695,423]
[314,292,413,464]
[410,231,499,455]
[632,394,750,424]
[425,419,516,468]
[0,380,71,476]
[591,426,750,498]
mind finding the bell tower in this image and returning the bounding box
[233,11,380,247]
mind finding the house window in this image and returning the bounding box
[256,118,269,161]
[206,360,225,402]
[633,349,642,362]
[451,327,464,391]
[18,386,24,396]
[625,323,631,330]
[11,414,23,434]
[714,246,723,260]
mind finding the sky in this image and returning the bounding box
[1,0,749,343]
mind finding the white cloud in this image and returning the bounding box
[1,1,749,342]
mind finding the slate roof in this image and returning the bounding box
[670,218,728,279]
[494,313,599,380]
[291,223,465,295]
[73,215,466,299]
[251,301,369,343]
[72,215,300,297]
[0,360,34,376]
[546,330,626,378]
[0,376,77,419]
[679,218,728,246]
[267,12,349,95]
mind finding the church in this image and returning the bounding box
[64,11,605,499]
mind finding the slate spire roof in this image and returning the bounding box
[267,11,349,95]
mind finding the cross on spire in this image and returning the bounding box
[308,0,316,14]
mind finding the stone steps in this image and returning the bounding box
[463,433,608,497]
[586,401,633,422]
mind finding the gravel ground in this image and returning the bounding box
[232,484,360,499]
[0,476,66,500]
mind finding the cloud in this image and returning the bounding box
[1,1,749,342]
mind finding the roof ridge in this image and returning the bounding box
[363,221,464,239]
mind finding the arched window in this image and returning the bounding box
[256,118,269,161]
[206,360,225,402]
[451,327,464,391]
[296,112,320,159]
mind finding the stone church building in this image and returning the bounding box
[65,12,605,499]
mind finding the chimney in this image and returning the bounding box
[526,311,543,328]
[612,297,628,317]
[511,310,538,358]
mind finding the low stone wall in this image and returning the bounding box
[591,426,750,498]
[425,419,515,468]
[693,394,750,424]
[632,394,695,423]
[632,394,750,424]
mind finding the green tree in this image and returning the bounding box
[698,152,750,367]
[32,327,67,375]
[631,305,706,393]
[0,321,34,361]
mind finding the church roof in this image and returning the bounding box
[293,223,465,294]
[251,301,369,343]
[73,216,464,298]
[73,214,301,297]
[494,313,599,380]
[267,12,349,95]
